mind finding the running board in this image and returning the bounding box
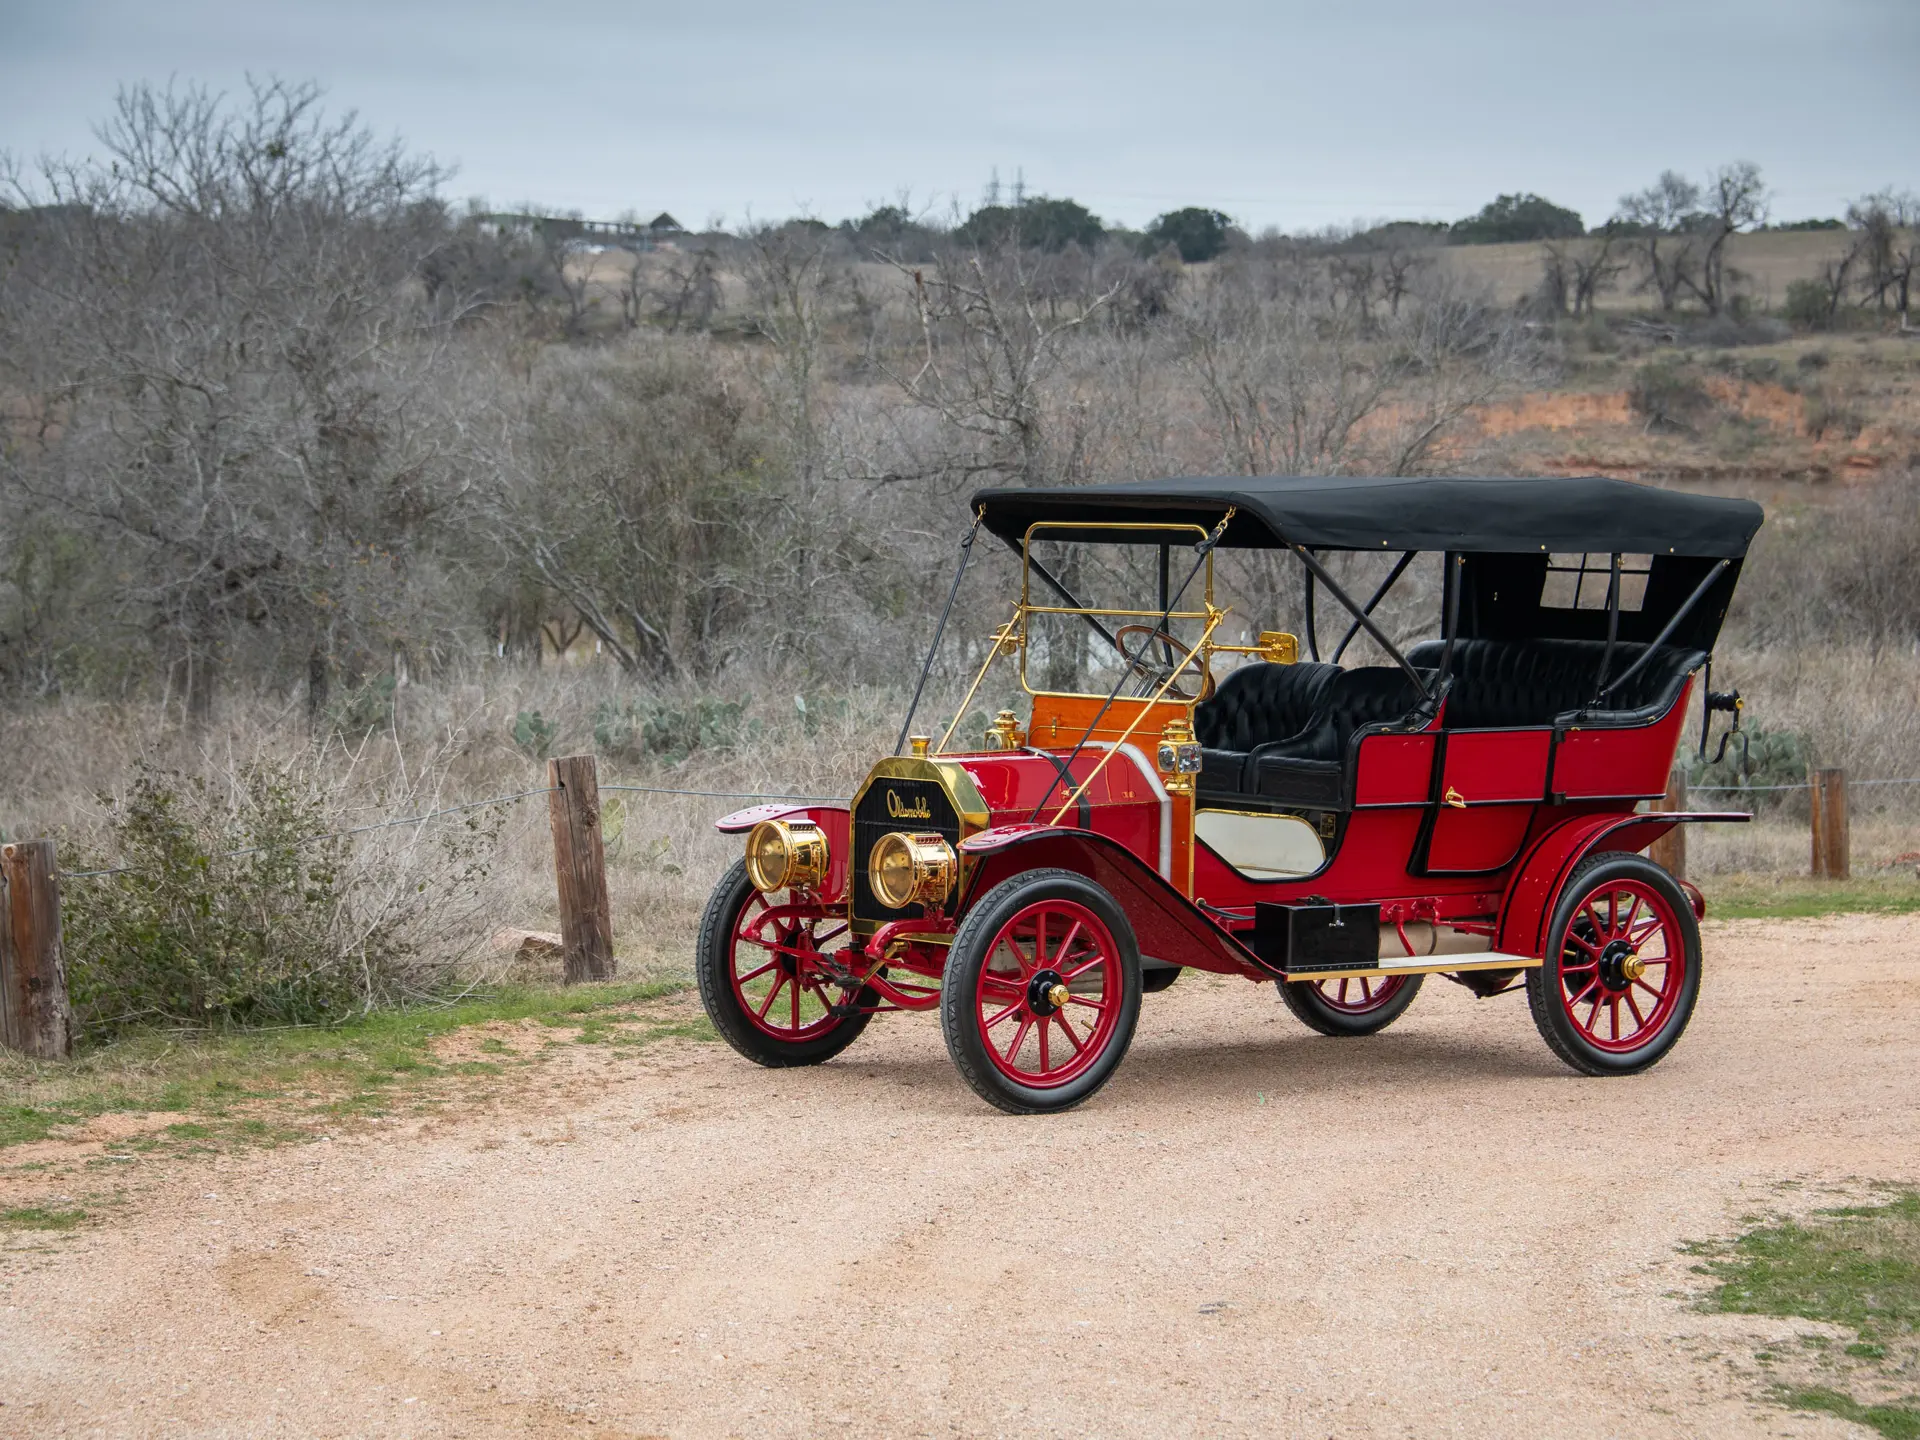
[1278,952,1540,983]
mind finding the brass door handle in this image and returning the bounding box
[1444,786,1467,809]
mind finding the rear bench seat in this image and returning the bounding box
[1403,638,1705,729]
[1193,639,1703,809]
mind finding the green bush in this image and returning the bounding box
[327,673,396,737]
[1688,721,1813,806]
[1141,208,1233,263]
[591,698,643,758]
[65,767,376,1036]
[1627,356,1712,432]
[590,696,756,763]
[641,698,753,763]
[61,763,501,1042]
[1785,278,1833,331]
[1448,192,1585,244]
[793,692,848,737]
[511,709,558,758]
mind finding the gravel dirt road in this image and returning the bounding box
[4,914,1917,1439]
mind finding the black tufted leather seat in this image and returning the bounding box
[1405,639,1704,729]
[1194,661,1339,784]
[1196,663,1430,806]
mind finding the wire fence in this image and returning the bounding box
[54,780,848,881]
[1691,777,1920,793]
[599,784,849,804]
[46,769,1920,879]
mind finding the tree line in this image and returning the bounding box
[0,81,1909,726]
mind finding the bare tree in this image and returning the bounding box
[1682,161,1768,315]
[1175,256,1535,481]
[1377,241,1438,318]
[648,246,721,333]
[1543,225,1627,319]
[1851,190,1919,325]
[491,342,775,680]
[741,219,842,601]
[1616,171,1703,312]
[879,241,1121,488]
[0,79,464,725]
[1536,245,1572,317]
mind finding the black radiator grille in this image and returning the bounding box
[851,776,961,925]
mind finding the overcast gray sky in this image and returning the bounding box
[2,0,1915,232]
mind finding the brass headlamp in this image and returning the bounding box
[744,818,829,893]
[868,831,957,909]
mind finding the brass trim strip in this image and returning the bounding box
[1282,954,1541,982]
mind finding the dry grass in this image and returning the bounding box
[6,646,1914,997]
[1719,646,1920,783]
[1442,231,1885,312]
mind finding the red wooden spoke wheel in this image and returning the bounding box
[730,893,850,1040]
[940,869,1142,1115]
[1278,971,1424,1036]
[974,899,1123,1087]
[696,859,870,1067]
[1527,853,1700,1076]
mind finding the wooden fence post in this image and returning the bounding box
[1649,765,1688,882]
[1,840,73,1060]
[546,755,615,983]
[1810,767,1850,880]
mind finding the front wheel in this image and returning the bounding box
[695,858,870,1067]
[940,869,1143,1115]
[1277,972,1424,1036]
[1526,852,1700,1076]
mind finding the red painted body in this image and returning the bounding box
[719,669,1743,986]
[940,674,1741,974]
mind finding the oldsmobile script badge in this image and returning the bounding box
[886,790,933,819]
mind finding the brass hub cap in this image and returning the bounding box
[1028,969,1070,1016]
[1598,938,1642,990]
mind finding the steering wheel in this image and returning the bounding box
[1114,624,1216,701]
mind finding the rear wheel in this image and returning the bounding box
[940,869,1142,1115]
[1526,852,1699,1076]
[1277,972,1424,1036]
[695,858,870,1067]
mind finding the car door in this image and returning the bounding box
[1418,728,1551,873]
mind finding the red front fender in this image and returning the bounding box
[714,804,851,904]
[959,824,1273,980]
[1497,810,1749,958]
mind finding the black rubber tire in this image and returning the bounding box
[1526,851,1701,1076]
[1277,972,1425,1036]
[695,858,871,1068]
[939,868,1143,1115]
[1141,965,1182,994]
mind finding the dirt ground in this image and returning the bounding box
[3,914,1918,1439]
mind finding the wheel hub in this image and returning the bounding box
[1028,969,1069,1015]
[1598,938,1640,991]
[778,924,804,976]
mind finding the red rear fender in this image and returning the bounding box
[1497,809,1748,958]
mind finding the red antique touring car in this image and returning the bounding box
[695,475,1762,1113]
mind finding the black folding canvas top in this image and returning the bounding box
[974,475,1764,558]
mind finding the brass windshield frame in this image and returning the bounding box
[1018,521,1219,701]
